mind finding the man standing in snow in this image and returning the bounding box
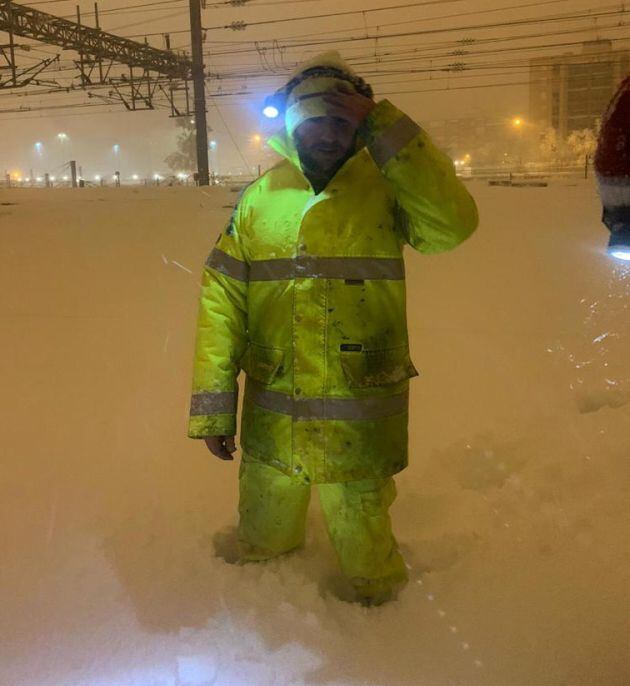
[187,52,479,605]
[595,73,630,261]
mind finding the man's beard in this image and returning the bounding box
[296,138,358,183]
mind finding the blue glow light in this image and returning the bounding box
[263,105,280,119]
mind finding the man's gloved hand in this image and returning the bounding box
[204,435,237,461]
[321,89,376,129]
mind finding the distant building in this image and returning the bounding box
[529,39,630,137]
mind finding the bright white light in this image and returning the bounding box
[132,174,139,180]
[209,140,217,149]
[25,177,31,182]
[57,132,68,141]
[263,105,279,119]
[154,174,161,180]
[113,144,120,154]
[94,175,101,181]
[50,176,56,181]
[610,250,630,262]
[36,177,43,182]
[34,142,43,153]
[62,175,69,181]
[190,118,195,124]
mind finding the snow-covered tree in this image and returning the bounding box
[164,118,197,173]
[566,128,598,163]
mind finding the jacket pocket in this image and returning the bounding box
[339,345,419,388]
[240,342,286,385]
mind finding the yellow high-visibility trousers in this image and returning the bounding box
[237,457,409,601]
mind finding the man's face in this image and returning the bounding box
[294,116,358,172]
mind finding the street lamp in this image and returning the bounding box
[511,116,525,167]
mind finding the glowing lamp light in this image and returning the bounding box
[605,216,630,262]
[262,91,285,119]
[263,105,279,119]
[132,174,139,180]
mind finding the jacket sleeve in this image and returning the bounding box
[594,74,630,222]
[187,203,249,439]
[359,99,479,254]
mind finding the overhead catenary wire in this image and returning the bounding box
[208,0,576,45]
[3,27,627,113]
[169,0,578,51]
[201,21,630,71]
[1,0,627,121]
[203,5,630,47]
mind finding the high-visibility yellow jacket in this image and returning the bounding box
[188,99,479,483]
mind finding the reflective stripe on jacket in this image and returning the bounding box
[188,99,479,483]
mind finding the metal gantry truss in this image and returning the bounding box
[0,0,194,115]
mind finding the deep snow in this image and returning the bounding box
[1,179,629,686]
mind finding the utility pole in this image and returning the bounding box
[70,160,78,188]
[188,0,209,186]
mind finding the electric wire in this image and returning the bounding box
[1,0,627,120]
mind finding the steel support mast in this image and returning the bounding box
[188,0,209,186]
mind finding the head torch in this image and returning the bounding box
[261,66,373,120]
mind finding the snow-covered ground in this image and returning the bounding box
[1,179,629,686]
